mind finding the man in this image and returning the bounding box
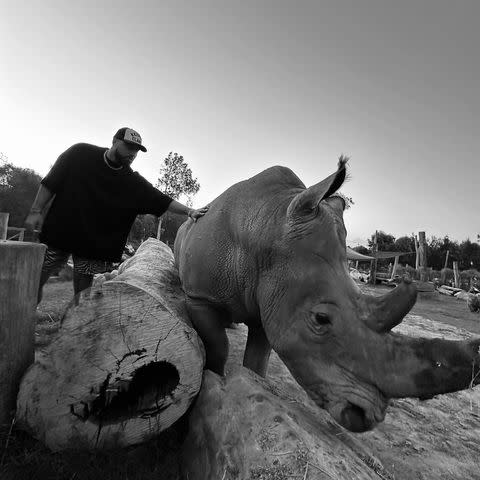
[25,127,208,304]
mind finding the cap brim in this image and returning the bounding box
[125,140,147,152]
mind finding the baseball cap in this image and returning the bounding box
[113,127,147,152]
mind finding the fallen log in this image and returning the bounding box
[182,368,388,480]
[16,238,205,451]
[439,285,463,293]
[437,286,456,296]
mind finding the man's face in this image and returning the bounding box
[112,140,141,166]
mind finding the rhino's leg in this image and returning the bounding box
[186,300,229,376]
[243,326,272,377]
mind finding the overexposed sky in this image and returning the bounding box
[1,0,479,246]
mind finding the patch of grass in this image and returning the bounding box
[0,419,186,480]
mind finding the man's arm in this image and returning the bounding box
[24,184,55,231]
[166,200,208,221]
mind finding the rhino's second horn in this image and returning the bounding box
[361,276,417,333]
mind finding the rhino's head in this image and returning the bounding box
[259,158,480,432]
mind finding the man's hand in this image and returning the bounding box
[25,211,43,232]
[188,206,209,222]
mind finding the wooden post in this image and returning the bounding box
[0,241,46,425]
[453,261,460,288]
[444,250,450,269]
[418,231,428,282]
[355,260,359,270]
[414,235,419,270]
[387,262,393,278]
[369,231,378,285]
[391,256,399,280]
[0,212,9,240]
[156,217,163,240]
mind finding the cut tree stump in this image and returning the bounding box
[0,241,46,425]
[16,238,205,451]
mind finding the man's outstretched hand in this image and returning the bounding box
[25,211,43,232]
[189,206,209,222]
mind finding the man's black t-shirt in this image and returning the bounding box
[40,143,173,261]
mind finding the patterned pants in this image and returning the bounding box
[41,247,114,277]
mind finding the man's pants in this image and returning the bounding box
[38,247,114,304]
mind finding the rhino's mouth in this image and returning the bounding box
[328,394,387,433]
[334,402,375,432]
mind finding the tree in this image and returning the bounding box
[428,235,459,270]
[156,152,200,204]
[0,161,42,227]
[153,152,201,244]
[458,239,480,270]
[394,236,415,253]
[0,154,12,186]
[367,231,396,252]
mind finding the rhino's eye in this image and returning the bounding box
[314,312,331,325]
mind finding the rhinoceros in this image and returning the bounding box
[174,158,480,432]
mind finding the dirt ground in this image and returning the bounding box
[4,280,480,479]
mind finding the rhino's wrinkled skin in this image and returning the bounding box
[174,159,480,432]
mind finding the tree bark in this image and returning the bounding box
[16,238,205,451]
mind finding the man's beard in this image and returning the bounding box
[111,151,134,167]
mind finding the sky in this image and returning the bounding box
[1,0,479,246]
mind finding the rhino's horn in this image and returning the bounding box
[362,276,417,333]
[287,156,348,218]
[376,335,480,399]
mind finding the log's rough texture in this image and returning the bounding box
[16,238,205,451]
[182,368,386,480]
[0,241,46,425]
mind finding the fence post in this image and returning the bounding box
[369,231,378,285]
[443,250,450,269]
[0,241,46,424]
[391,256,399,280]
[418,231,428,282]
[0,212,9,240]
[156,218,163,240]
[453,261,460,288]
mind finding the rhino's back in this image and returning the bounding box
[174,166,304,310]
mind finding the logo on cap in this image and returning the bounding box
[124,128,142,145]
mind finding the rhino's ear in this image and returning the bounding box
[287,156,349,218]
